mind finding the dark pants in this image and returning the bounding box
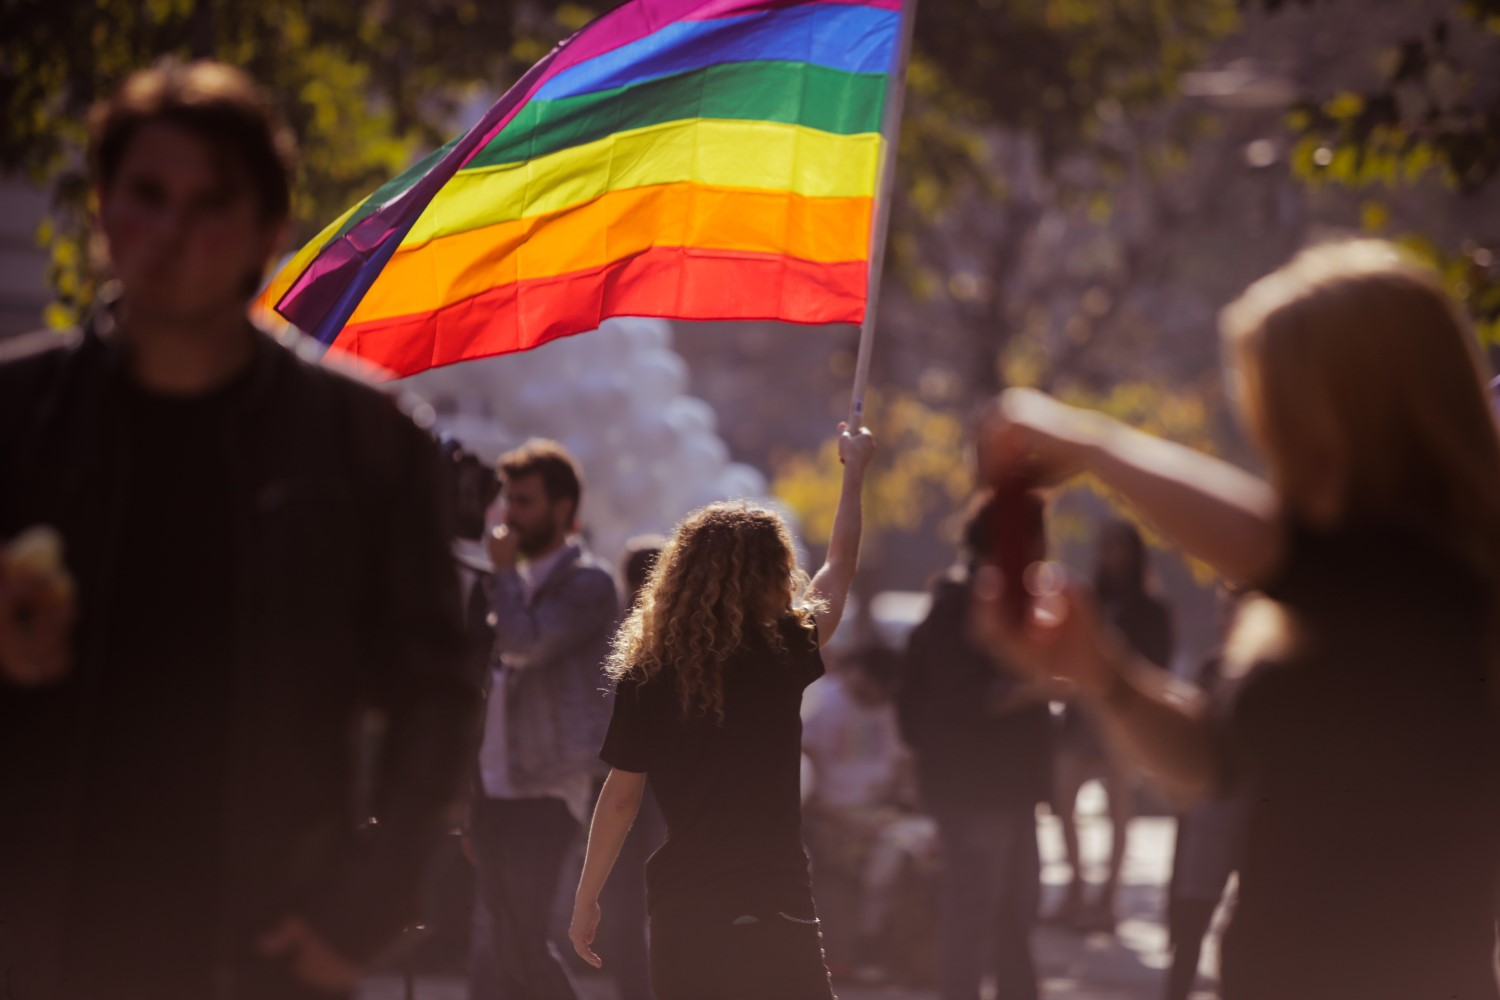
[1164,898,1218,1000]
[931,804,1041,1000]
[468,796,580,1000]
[649,908,835,1000]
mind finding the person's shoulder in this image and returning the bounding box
[571,547,614,576]
[0,327,84,367]
[266,331,440,474]
[931,566,969,598]
[0,328,87,388]
[271,330,424,427]
[921,570,970,619]
[618,669,676,714]
[777,612,824,686]
[0,328,93,431]
[779,610,821,650]
[568,550,621,591]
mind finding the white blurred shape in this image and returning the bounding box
[398,320,775,568]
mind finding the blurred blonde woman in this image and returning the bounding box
[976,240,1500,1000]
[569,424,875,1000]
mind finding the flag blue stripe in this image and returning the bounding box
[535,4,900,101]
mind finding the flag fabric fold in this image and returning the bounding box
[259,0,905,378]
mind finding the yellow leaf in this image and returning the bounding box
[1324,91,1364,121]
[44,302,75,331]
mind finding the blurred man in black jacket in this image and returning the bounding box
[0,61,477,1000]
[898,494,1055,1000]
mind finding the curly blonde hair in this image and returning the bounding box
[607,501,819,721]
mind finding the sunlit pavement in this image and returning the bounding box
[361,803,1227,1000]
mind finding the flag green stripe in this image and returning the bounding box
[469,61,886,170]
[332,61,884,242]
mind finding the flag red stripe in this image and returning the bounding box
[330,247,866,377]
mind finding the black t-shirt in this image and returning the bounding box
[62,372,244,992]
[600,615,823,922]
[897,574,1053,810]
[1216,522,1500,1000]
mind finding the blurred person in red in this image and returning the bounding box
[1049,518,1174,932]
[0,61,476,1000]
[974,240,1500,1000]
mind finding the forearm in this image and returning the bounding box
[806,467,865,643]
[575,774,644,905]
[489,572,546,658]
[825,465,865,576]
[814,465,865,599]
[490,571,616,665]
[806,427,875,642]
[1092,656,1221,803]
[1081,418,1281,585]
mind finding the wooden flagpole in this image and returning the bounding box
[848,0,918,430]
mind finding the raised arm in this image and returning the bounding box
[983,388,1284,586]
[569,767,647,968]
[805,423,876,647]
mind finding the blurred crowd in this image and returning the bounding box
[3,58,1498,1000]
[794,509,1216,1000]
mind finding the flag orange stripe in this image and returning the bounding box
[349,183,871,325]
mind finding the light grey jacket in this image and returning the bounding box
[486,542,619,792]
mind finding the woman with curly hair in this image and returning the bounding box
[568,423,875,1000]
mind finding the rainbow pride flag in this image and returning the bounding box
[259,0,905,378]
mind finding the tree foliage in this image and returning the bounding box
[773,0,1242,563]
[771,388,971,549]
[1266,0,1500,339]
[1,0,575,324]
[893,0,1240,295]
